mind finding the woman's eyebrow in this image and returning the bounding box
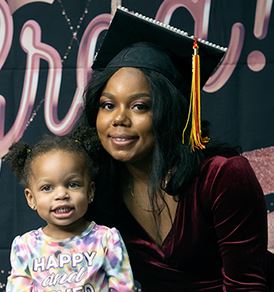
[100,91,113,98]
[100,92,151,99]
[130,93,151,99]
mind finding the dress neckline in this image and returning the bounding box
[122,199,181,255]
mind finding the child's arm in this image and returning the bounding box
[104,228,134,292]
[6,236,33,291]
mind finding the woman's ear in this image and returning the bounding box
[88,181,95,203]
[25,188,37,210]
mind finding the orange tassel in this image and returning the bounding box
[182,38,209,151]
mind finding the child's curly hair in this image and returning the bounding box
[4,126,101,187]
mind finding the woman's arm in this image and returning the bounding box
[209,156,267,290]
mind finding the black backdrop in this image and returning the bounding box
[0,0,274,289]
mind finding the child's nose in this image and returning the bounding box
[55,188,70,200]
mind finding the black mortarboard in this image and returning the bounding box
[92,6,226,98]
[92,7,227,150]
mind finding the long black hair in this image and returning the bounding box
[80,66,240,224]
[82,67,197,196]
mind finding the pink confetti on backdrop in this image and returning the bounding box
[243,146,274,252]
[243,146,274,195]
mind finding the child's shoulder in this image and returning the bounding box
[92,221,119,234]
[14,228,42,240]
[90,221,122,241]
[11,228,43,251]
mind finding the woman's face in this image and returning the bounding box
[96,67,154,164]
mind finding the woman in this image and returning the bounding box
[77,7,273,291]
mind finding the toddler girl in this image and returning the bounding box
[5,127,134,291]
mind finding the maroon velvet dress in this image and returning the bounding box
[112,156,270,291]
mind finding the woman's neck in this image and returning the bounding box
[126,164,149,183]
[124,157,152,182]
[122,161,178,247]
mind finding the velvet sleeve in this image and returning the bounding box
[6,236,33,292]
[202,156,268,290]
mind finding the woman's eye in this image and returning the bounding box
[99,101,114,111]
[132,103,150,111]
[41,185,52,192]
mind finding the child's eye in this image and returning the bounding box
[68,182,80,189]
[41,185,52,192]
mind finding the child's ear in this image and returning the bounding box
[88,181,95,204]
[25,188,37,211]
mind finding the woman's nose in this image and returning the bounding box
[112,108,131,127]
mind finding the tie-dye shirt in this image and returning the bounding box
[6,222,134,292]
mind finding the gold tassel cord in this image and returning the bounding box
[182,38,209,151]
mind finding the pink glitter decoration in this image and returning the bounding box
[268,212,274,253]
[243,146,274,195]
[247,50,266,72]
[243,146,274,251]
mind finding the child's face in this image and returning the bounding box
[24,150,94,238]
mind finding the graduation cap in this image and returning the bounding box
[92,7,227,150]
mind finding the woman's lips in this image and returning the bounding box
[109,135,138,147]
